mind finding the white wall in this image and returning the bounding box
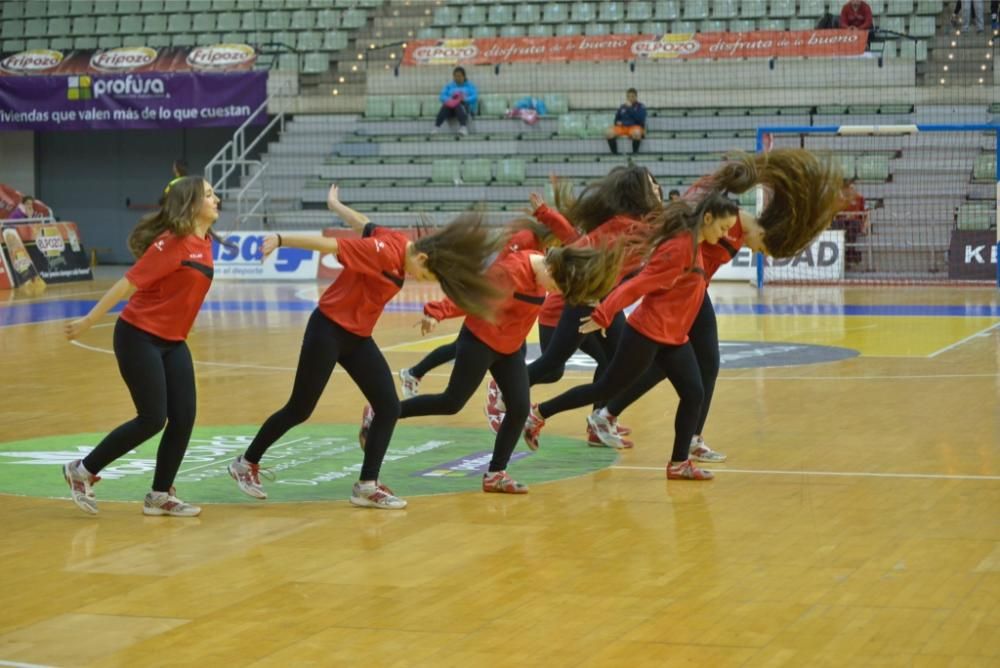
[0,131,35,195]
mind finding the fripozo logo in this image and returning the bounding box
[0,49,63,73]
[631,35,701,59]
[92,74,166,98]
[186,44,255,70]
[412,39,478,64]
[90,47,157,72]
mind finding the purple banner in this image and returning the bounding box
[0,70,267,131]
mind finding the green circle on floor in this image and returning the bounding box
[0,425,617,503]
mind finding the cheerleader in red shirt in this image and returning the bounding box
[367,241,623,493]
[587,150,845,458]
[62,176,221,516]
[227,186,502,509]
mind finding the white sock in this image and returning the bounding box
[598,407,614,420]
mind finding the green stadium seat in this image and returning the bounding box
[797,0,825,17]
[542,93,569,116]
[23,18,44,37]
[586,23,611,35]
[488,6,514,25]
[302,52,328,74]
[317,9,340,29]
[515,4,541,23]
[195,33,221,46]
[443,26,469,39]
[462,159,493,184]
[682,0,708,20]
[479,95,509,117]
[121,34,145,46]
[393,96,422,118]
[265,11,290,30]
[472,25,497,38]
[461,6,486,25]
[416,27,442,39]
[276,53,299,71]
[365,96,392,118]
[68,0,92,15]
[908,16,936,37]
[322,31,347,50]
[672,20,697,32]
[216,12,241,32]
[957,204,993,230]
[558,114,588,138]
[837,154,857,179]
[167,13,192,33]
[789,18,815,30]
[712,0,738,19]
[95,16,118,35]
[188,0,213,11]
[741,0,767,18]
[610,21,637,34]
[729,19,756,32]
[340,8,366,28]
[221,32,246,44]
[542,3,569,23]
[116,0,140,12]
[599,2,626,22]
[571,2,597,22]
[98,34,122,48]
[642,20,668,33]
[143,14,167,33]
[422,97,442,117]
[887,0,914,13]
[23,37,47,49]
[700,19,726,32]
[973,154,996,181]
[767,0,794,18]
[898,39,927,61]
[270,31,296,48]
[147,33,171,47]
[192,14,217,33]
[138,0,163,12]
[915,1,943,14]
[628,1,653,21]
[875,40,897,57]
[878,16,905,33]
[171,34,196,47]
[296,31,322,51]
[74,36,98,49]
[23,1,46,18]
[856,155,889,181]
[431,160,461,185]
[290,10,315,30]
[586,114,611,137]
[555,23,582,36]
[45,17,70,36]
[3,2,25,19]
[212,0,237,7]
[654,0,679,20]
[497,159,526,185]
[2,38,26,51]
[240,13,262,31]
[867,0,887,17]
[759,18,787,30]
[500,25,527,37]
[528,24,554,36]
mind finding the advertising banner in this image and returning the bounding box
[948,229,997,280]
[1,221,92,284]
[712,230,845,282]
[0,45,265,131]
[212,230,322,280]
[403,29,866,66]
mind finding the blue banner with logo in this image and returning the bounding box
[0,70,266,131]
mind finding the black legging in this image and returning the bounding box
[244,309,399,481]
[606,293,720,435]
[537,323,704,463]
[410,340,457,378]
[400,326,528,473]
[435,102,469,128]
[528,303,625,392]
[83,319,196,493]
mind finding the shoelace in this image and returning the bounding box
[247,461,275,485]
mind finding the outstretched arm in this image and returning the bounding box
[261,233,339,257]
[326,184,369,234]
[65,277,137,340]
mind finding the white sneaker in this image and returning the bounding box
[143,488,201,517]
[228,455,269,499]
[430,126,440,135]
[458,126,468,136]
[62,459,100,515]
[350,481,408,509]
[690,435,727,463]
[586,409,629,449]
[399,368,420,399]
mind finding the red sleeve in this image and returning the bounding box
[591,242,687,328]
[335,236,402,278]
[533,204,579,244]
[839,5,850,25]
[424,298,465,321]
[125,235,182,289]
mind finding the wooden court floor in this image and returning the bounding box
[1,273,998,667]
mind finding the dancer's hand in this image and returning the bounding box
[417,315,439,335]
[579,316,605,336]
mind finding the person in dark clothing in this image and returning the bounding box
[606,88,647,155]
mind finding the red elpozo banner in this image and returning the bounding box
[1,221,92,284]
[403,30,866,66]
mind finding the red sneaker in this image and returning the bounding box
[666,459,714,481]
[484,379,506,432]
[522,404,545,451]
[585,418,633,449]
[482,470,528,494]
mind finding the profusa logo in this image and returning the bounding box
[412,39,478,64]
[92,75,166,98]
[186,44,255,70]
[0,49,63,74]
[90,47,157,72]
[631,35,701,59]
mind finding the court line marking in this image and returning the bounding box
[926,321,1000,358]
[177,437,309,475]
[0,660,60,668]
[68,340,1000,381]
[610,466,1000,481]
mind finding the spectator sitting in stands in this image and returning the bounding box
[832,178,866,265]
[432,67,477,137]
[7,195,37,220]
[606,88,647,155]
[667,189,681,202]
[840,0,873,31]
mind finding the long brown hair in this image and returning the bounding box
[554,165,663,234]
[694,150,844,258]
[647,192,740,265]
[506,217,562,249]
[413,213,505,319]
[544,243,624,305]
[129,176,207,258]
